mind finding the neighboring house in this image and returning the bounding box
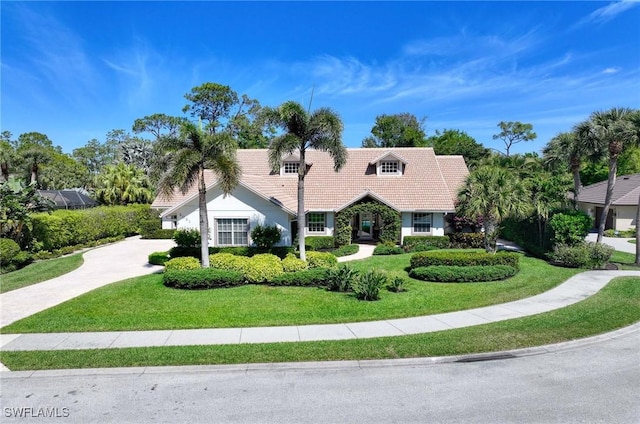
[576,173,640,231]
[37,190,98,210]
[151,148,469,247]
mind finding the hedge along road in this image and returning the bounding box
[0,237,175,328]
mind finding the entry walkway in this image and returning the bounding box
[1,237,639,353]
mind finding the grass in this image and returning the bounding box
[0,254,580,334]
[609,250,639,270]
[0,254,84,294]
[1,275,638,371]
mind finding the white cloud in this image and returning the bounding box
[578,0,639,25]
[602,67,620,74]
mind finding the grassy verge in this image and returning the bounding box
[610,250,639,270]
[2,276,638,371]
[1,254,579,333]
[0,254,84,294]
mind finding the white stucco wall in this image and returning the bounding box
[400,212,445,243]
[163,185,293,246]
[615,206,637,231]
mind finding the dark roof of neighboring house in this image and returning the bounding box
[37,190,99,209]
[576,173,640,206]
[152,148,469,216]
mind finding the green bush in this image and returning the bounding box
[251,225,282,248]
[409,265,518,282]
[208,253,250,272]
[244,253,284,283]
[604,228,636,238]
[351,269,387,301]
[373,244,404,255]
[270,268,329,287]
[163,268,244,289]
[164,256,201,271]
[305,236,335,251]
[403,243,438,253]
[148,251,170,265]
[142,229,176,240]
[549,210,592,246]
[282,253,307,272]
[325,265,358,292]
[550,242,614,269]
[387,276,408,293]
[173,228,201,248]
[448,233,485,249]
[410,250,520,270]
[0,238,21,262]
[331,244,359,257]
[169,246,201,259]
[139,218,161,238]
[403,235,450,250]
[306,251,338,269]
[209,246,295,259]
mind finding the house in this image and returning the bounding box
[151,148,469,246]
[37,189,98,210]
[576,173,640,231]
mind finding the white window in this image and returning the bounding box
[283,162,299,175]
[380,160,399,174]
[412,213,432,233]
[217,218,248,246]
[307,213,325,233]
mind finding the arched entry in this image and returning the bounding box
[335,201,401,246]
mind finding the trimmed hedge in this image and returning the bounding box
[270,268,330,287]
[163,268,244,289]
[403,235,450,250]
[306,251,338,269]
[148,251,170,265]
[305,236,335,251]
[170,246,295,260]
[550,242,614,269]
[208,253,250,272]
[282,253,307,272]
[164,257,201,271]
[331,244,359,257]
[243,253,284,283]
[448,233,484,249]
[141,229,176,240]
[409,265,518,282]
[373,245,404,255]
[410,250,520,270]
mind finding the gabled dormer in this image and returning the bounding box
[370,151,408,176]
[279,153,311,176]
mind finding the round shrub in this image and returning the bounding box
[282,253,307,272]
[164,256,201,271]
[244,253,284,283]
[306,251,338,269]
[148,251,170,265]
[209,253,250,272]
[0,238,21,262]
[250,225,282,248]
[409,265,518,282]
[163,268,244,289]
[550,242,614,269]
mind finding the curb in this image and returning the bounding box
[2,321,638,377]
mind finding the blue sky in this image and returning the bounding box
[2,1,639,155]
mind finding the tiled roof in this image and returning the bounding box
[576,173,640,206]
[152,147,469,215]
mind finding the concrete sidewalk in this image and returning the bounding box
[3,270,639,352]
[585,233,637,254]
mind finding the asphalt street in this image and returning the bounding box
[2,328,638,424]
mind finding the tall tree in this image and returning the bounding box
[0,131,16,182]
[40,152,91,190]
[457,166,530,253]
[72,138,115,177]
[120,137,155,174]
[577,108,638,243]
[132,114,185,141]
[265,101,347,261]
[493,121,536,156]
[427,129,489,168]
[155,83,245,267]
[15,132,56,186]
[361,113,427,148]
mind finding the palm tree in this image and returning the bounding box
[457,165,530,253]
[265,101,347,261]
[577,108,638,243]
[155,121,240,267]
[94,163,153,205]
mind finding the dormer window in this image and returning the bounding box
[380,160,399,175]
[283,162,299,175]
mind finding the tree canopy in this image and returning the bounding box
[361,113,427,148]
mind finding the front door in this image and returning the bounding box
[360,212,374,240]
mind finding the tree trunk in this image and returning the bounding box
[31,164,38,186]
[198,164,210,268]
[636,193,640,266]
[596,158,617,243]
[297,151,306,261]
[570,159,581,209]
[483,218,497,254]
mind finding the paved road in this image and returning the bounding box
[2,327,638,423]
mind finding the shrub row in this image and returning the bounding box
[330,244,359,257]
[373,244,404,255]
[410,250,520,270]
[409,265,518,283]
[403,236,450,250]
[550,242,614,269]
[141,229,176,240]
[29,205,154,252]
[163,269,244,289]
[270,268,330,287]
[305,236,335,251]
[30,236,124,261]
[169,245,295,260]
[448,233,485,249]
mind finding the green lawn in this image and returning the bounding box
[1,254,579,333]
[2,276,637,371]
[0,254,84,294]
